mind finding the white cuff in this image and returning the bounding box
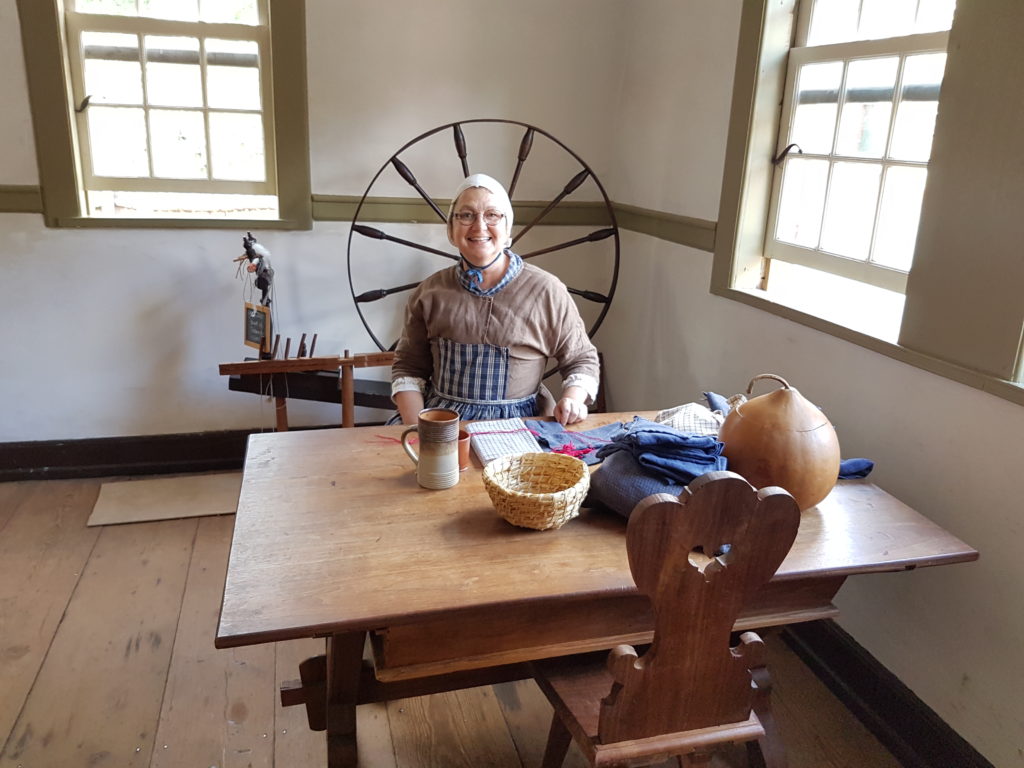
[562,373,599,405]
[391,376,427,400]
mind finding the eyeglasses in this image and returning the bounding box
[451,210,505,226]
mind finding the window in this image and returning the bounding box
[16,0,310,228]
[715,0,1024,397]
[765,0,955,297]
[743,0,958,341]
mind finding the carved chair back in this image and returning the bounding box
[598,470,800,743]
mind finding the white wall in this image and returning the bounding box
[0,0,36,184]
[606,0,741,219]
[306,0,626,197]
[2,0,1020,764]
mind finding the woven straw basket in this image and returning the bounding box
[483,452,590,531]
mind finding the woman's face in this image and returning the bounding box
[449,187,510,267]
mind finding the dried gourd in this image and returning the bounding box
[718,374,840,511]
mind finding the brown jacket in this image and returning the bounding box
[392,263,599,400]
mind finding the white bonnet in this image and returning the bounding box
[447,173,514,233]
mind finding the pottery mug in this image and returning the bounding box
[401,408,461,489]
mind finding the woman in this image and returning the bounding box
[391,173,600,426]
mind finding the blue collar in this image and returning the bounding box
[458,250,523,296]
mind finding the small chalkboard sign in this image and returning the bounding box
[244,302,271,352]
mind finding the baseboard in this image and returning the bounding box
[0,423,382,482]
[0,429,255,482]
[783,620,993,768]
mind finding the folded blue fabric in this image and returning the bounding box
[587,450,685,518]
[528,420,624,465]
[703,391,731,413]
[839,458,874,479]
[595,417,727,485]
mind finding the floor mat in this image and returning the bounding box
[87,472,242,526]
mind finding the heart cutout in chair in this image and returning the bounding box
[688,544,732,581]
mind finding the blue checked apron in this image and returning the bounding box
[387,337,538,424]
[425,337,538,420]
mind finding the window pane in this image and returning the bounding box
[209,112,265,181]
[873,166,927,270]
[820,161,882,259]
[915,0,957,34]
[88,106,149,176]
[889,53,946,161]
[144,36,202,107]
[206,39,261,109]
[138,0,198,21]
[807,0,859,45]
[200,0,259,25]
[76,0,138,16]
[149,109,208,178]
[82,32,143,105]
[836,57,897,158]
[808,0,955,44]
[775,157,829,248]
[859,0,917,40]
[792,61,842,154]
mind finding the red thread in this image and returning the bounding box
[552,443,594,459]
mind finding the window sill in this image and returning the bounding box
[52,216,312,230]
[711,283,1024,407]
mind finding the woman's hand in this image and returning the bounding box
[554,387,589,425]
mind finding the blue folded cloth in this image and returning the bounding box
[839,458,874,479]
[587,450,685,518]
[527,420,624,465]
[704,391,731,413]
[595,417,727,485]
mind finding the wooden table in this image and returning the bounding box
[215,413,978,767]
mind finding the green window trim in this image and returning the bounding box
[15,0,310,230]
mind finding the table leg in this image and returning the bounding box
[325,631,366,767]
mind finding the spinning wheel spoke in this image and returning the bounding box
[567,287,610,304]
[507,127,534,197]
[390,156,447,221]
[453,124,469,177]
[353,282,422,304]
[511,168,590,245]
[519,227,616,260]
[352,224,457,261]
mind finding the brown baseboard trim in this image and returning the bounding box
[0,429,255,482]
[0,423,384,482]
[783,620,993,768]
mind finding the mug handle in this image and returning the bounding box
[401,426,419,465]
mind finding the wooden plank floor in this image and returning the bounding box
[0,478,904,768]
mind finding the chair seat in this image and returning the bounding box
[533,653,766,767]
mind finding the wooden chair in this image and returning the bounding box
[532,471,800,767]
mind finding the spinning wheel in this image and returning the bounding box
[346,119,620,353]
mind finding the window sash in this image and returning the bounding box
[764,30,948,292]
[64,7,277,198]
